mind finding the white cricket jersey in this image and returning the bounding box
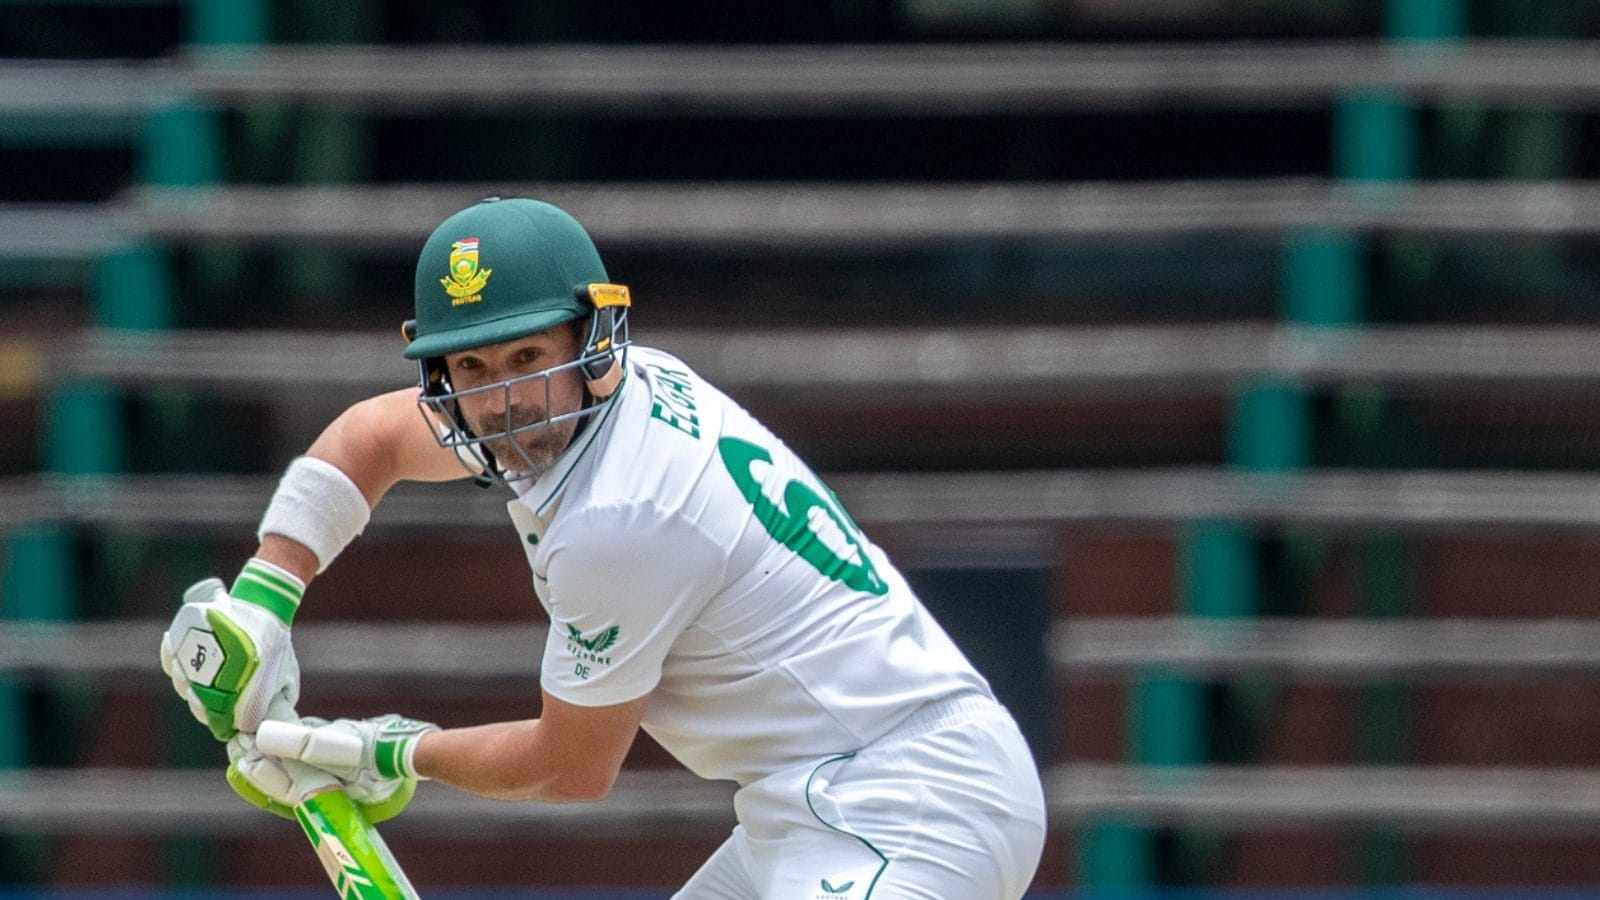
[507,346,992,786]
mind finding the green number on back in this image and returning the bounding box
[719,437,888,595]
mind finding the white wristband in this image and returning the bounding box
[257,456,371,574]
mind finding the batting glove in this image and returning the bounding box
[257,713,439,808]
[226,730,415,824]
[160,558,303,740]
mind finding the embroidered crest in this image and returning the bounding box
[440,237,491,306]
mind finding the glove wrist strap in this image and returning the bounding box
[229,558,305,628]
[376,726,435,781]
[402,733,430,781]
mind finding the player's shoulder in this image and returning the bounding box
[629,345,710,415]
[554,346,721,513]
[601,345,723,470]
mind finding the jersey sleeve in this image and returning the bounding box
[539,500,728,707]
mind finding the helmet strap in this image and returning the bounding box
[585,359,624,399]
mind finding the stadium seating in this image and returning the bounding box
[5,0,1600,893]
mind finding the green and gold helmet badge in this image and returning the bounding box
[440,237,492,306]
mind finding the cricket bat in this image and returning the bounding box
[289,780,422,899]
[258,702,422,899]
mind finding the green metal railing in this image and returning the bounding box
[1078,0,1463,889]
[3,0,1592,888]
[0,0,267,882]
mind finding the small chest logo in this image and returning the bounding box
[817,878,855,899]
[441,237,491,306]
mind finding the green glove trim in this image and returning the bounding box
[192,684,242,740]
[371,717,435,780]
[198,609,262,740]
[204,610,261,691]
[360,776,416,824]
[230,559,304,627]
[374,737,408,781]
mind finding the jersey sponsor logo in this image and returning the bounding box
[818,878,855,899]
[440,237,491,306]
[567,623,619,654]
[646,362,701,438]
[563,623,618,661]
[562,623,618,680]
[718,436,887,596]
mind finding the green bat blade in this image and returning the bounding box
[293,788,421,899]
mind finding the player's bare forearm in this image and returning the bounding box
[410,719,602,802]
[254,534,322,586]
[411,693,650,803]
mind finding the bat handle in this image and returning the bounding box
[260,700,420,896]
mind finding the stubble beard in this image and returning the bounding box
[477,410,575,479]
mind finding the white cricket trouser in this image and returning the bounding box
[673,693,1047,900]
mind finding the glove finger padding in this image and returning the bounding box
[256,713,437,807]
[226,732,338,820]
[158,630,211,726]
[225,733,416,825]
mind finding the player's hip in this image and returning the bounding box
[730,693,1046,896]
[733,691,1039,812]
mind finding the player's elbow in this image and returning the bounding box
[496,759,619,803]
[481,769,613,804]
[541,768,618,803]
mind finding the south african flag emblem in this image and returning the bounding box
[441,237,491,305]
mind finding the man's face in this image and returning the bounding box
[444,323,586,477]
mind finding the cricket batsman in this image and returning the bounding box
[160,197,1047,897]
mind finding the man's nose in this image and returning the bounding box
[483,381,514,416]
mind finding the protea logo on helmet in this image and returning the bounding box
[440,237,491,306]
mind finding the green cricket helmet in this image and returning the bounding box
[402,198,631,485]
